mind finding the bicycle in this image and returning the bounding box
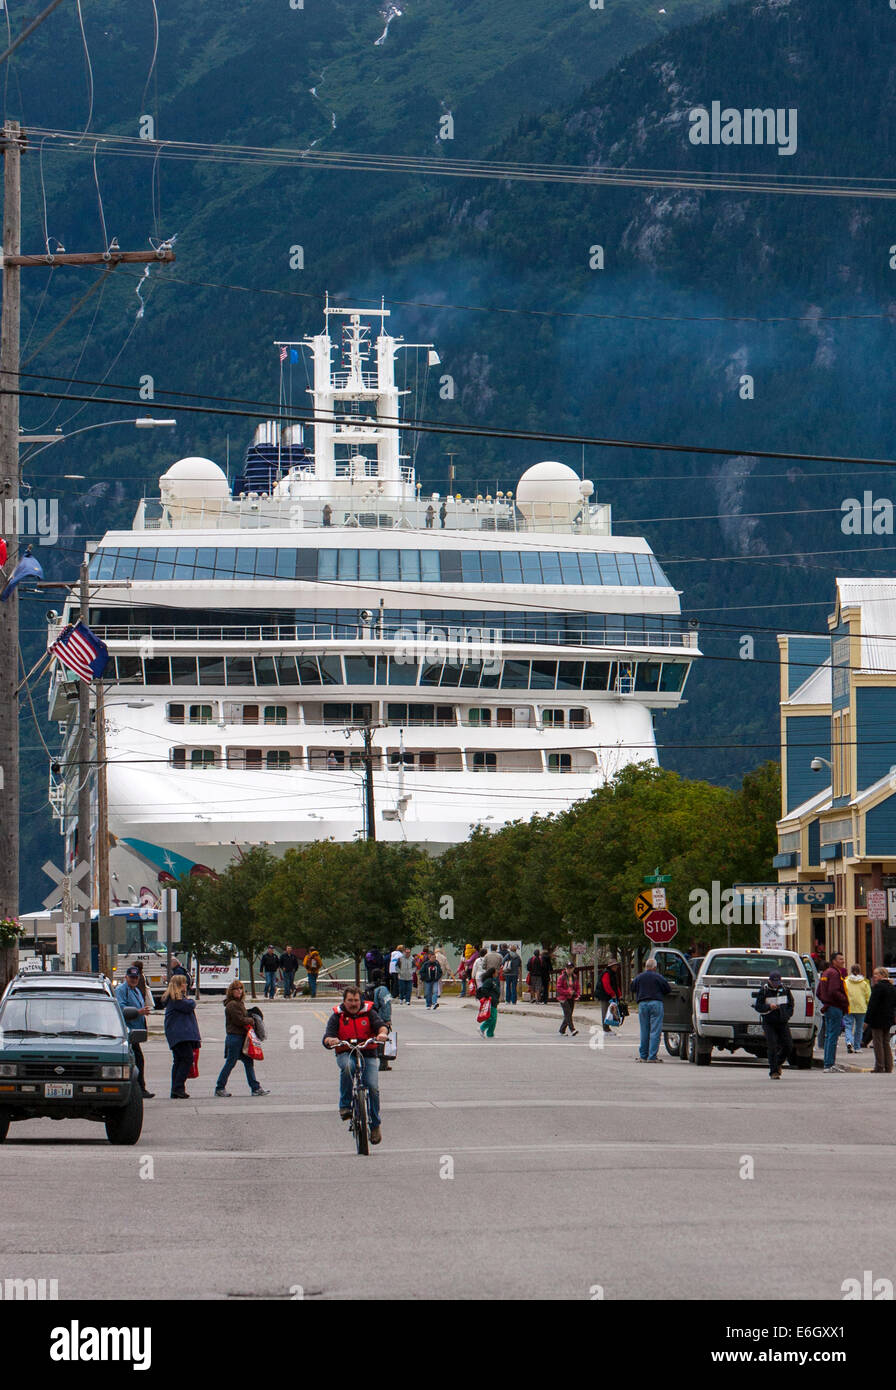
[341,1039,381,1155]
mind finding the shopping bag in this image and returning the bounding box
[606,1001,622,1028]
[476,996,492,1024]
[382,1030,398,1059]
[243,1026,264,1061]
[188,1047,200,1079]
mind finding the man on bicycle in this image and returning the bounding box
[323,985,389,1144]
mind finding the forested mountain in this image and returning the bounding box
[8,0,895,906]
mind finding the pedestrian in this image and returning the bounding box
[397,947,414,1004]
[279,946,298,998]
[259,945,280,1001]
[526,949,542,1003]
[818,951,850,1073]
[632,957,671,1062]
[303,947,322,998]
[215,980,270,1097]
[366,970,394,1071]
[476,967,500,1039]
[481,944,503,973]
[413,948,426,1000]
[115,966,155,1098]
[845,964,870,1054]
[865,966,896,1073]
[162,973,201,1099]
[365,947,385,983]
[169,956,190,980]
[438,501,447,528]
[434,945,450,1000]
[752,970,794,1080]
[132,960,157,1012]
[502,945,522,1005]
[471,950,487,997]
[459,944,477,998]
[539,948,553,1004]
[420,949,443,1009]
[322,503,332,526]
[425,504,435,528]
[556,959,580,1036]
[323,985,389,1144]
[389,945,403,998]
[596,959,622,1033]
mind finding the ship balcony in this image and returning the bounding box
[91,622,699,651]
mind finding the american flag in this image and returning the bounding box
[279,345,288,362]
[50,620,110,682]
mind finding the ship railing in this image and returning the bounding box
[91,623,699,649]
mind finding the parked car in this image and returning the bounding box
[651,947,700,1058]
[0,972,145,1144]
[689,947,817,1067]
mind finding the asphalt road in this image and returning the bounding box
[0,996,890,1301]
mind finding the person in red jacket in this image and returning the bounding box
[556,960,581,1036]
[323,986,389,1143]
[597,959,622,1034]
[818,951,849,1073]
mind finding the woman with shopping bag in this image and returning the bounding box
[476,967,501,1039]
[162,973,201,1099]
[215,980,270,1097]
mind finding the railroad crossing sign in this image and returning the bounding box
[634,892,654,920]
[643,908,678,945]
[644,867,671,885]
[41,859,90,912]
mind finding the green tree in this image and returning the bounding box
[207,847,277,999]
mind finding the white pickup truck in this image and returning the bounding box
[688,947,817,1067]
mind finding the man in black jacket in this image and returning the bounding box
[279,946,299,998]
[753,971,794,1080]
[865,967,896,1073]
[420,949,443,1010]
[260,946,281,1000]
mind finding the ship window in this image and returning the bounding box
[276,549,297,579]
[460,661,482,688]
[439,663,464,687]
[213,548,237,578]
[531,661,557,690]
[338,549,358,580]
[500,551,522,583]
[480,552,502,584]
[318,655,343,685]
[437,706,455,724]
[114,655,142,683]
[92,549,117,580]
[189,705,213,724]
[170,656,198,685]
[548,753,572,774]
[295,657,320,685]
[420,662,443,687]
[233,549,256,578]
[480,660,501,689]
[439,551,462,582]
[254,657,279,685]
[597,555,620,584]
[578,552,600,584]
[583,662,613,691]
[168,704,185,724]
[191,749,217,769]
[266,750,291,769]
[635,555,655,585]
[359,549,378,581]
[245,749,262,770]
[173,548,198,579]
[387,703,408,724]
[145,657,172,684]
[109,549,134,579]
[659,663,687,692]
[418,751,436,769]
[255,550,277,578]
[171,748,186,768]
[557,661,583,691]
[467,708,491,726]
[542,708,565,727]
[195,548,217,581]
[379,550,400,581]
[264,705,287,725]
[318,550,338,580]
[472,752,497,772]
[198,657,226,685]
[559,553,581,583]
[295,548,317,579]
[501,660,531,689]
[635,662,662,691]
[615,664,636,694]
[226,657,254,685]
[387,657,419,686]
[400,550,421,581]
[133,551,156,580]
[345,655,377,685]
[616,554,639,585]
[460,552,482,583]
[420,550,441,581]
[520,552,542,583]
[274,656,298,685]
[242,705,259,724]
[539,552,562,584]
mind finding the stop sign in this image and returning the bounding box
[643,908,678,945]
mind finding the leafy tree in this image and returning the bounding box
[206,847,277,999]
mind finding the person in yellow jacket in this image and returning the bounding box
[845,964,871,1054]
[304,948,322,999]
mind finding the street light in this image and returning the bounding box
[19,417,176,460]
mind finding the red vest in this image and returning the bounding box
[333,1002,376,1050]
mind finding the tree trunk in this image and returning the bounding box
[354,952,361,986]
[248,955,257,999]
[0,945,18,993]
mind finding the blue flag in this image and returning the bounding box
[290,348,299,364]
[0,548,43,602]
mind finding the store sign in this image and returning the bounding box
[867,890,887,921]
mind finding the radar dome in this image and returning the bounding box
[516,461,591,526]
[160,457,229,500]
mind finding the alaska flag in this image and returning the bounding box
[290,347,299,364]
[0,547,43,601]
[50,620,109,681]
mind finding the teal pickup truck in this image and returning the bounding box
[0,972,145,1144]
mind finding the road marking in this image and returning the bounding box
[404,1041,638,1047]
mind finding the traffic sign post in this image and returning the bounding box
[644,867,671,886]
[643,908,678,946]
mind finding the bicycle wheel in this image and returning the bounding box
[353,1085,370,1156]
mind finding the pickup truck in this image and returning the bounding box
[689,947,817,1067]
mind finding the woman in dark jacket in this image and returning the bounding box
[865,967,896,1073]
[162,974,201,1099]
[215,980,270,1097]
[476,967,501,1039]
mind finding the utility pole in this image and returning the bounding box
[75,559,92,970]
[362,723,377,842]
[95,679,110,977]
[0,114,174,928]
[0,120,22,930]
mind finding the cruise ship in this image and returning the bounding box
[48,301,700,900]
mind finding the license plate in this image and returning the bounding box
[44,1083,73,1098]
[747,1024,764,1036]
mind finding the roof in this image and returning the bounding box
[784,658,832,707]
[850,767,896,809]
[836,579,896,672]
[778,785,833,827]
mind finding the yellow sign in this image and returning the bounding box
[634,892,653,920]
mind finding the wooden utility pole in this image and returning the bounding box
[96,679,110,977]
[0,114,174,932]
[75,559,92,970]
[362,723,377,842]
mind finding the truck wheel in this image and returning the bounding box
[695,1041,712,1066]
[0,1110,10,1142]
[663,1032,684,1058]
[687,1034,696,1064]
[679,1032,691,1060]
[104,1086,143,1145]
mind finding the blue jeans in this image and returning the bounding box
[823,1006,844,1067]
[307,973,317,998]
[263,970,277,999]
[424,980,439,1007]
[848,1013,865,1049]
[282,971,296,998]
[638,1000,664,1059]
[398,979,412,1003]
[336,1052,381,1128]
[216,1033,261,1093]
[505,977,518,1004]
